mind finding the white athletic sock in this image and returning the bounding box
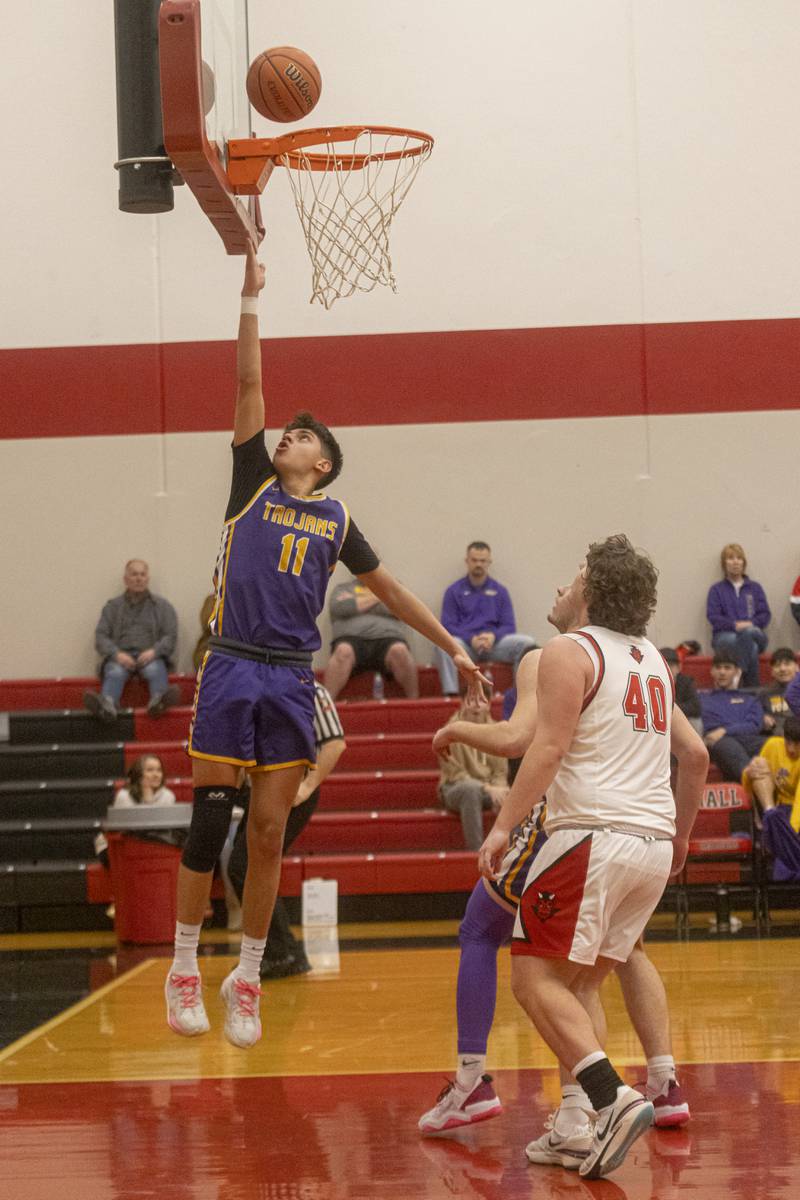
[171,921,202,975]
[455,1053,486,1092]
[556,1086,594,1132]
[646,1055,676,1098]
[236,934,268,982]
[561,1084,594,1112]
[572,1050,606,1077]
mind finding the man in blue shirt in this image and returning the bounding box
[700,649,766,781]
[435,542,536,695]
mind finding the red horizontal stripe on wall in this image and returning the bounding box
[1,318,799,440]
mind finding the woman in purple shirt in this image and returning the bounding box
[706,542,770,688]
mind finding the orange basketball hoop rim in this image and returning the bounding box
[227,125,434,194]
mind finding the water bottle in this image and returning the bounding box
[372,672,385,701]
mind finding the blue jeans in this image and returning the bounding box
[434,633,537,696]
[712,627,768,688]
[101,657,169,705]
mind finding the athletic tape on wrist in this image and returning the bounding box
[240,296,259,316]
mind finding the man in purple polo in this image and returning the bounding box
[434,542,536,696]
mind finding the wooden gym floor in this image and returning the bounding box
[0,919,799,1198]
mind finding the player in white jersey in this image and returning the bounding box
[479,535,708,1180]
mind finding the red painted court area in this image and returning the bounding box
[2,1063,796,1200]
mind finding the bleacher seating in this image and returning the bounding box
[0,658,791,936]
[677,782,762,932]
[0,666,511,933]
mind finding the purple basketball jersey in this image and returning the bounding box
[210,475,349,652]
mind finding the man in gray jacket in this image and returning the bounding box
[84,559,179,721]
[324,576,419,698]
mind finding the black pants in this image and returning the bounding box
[227,790,319,962]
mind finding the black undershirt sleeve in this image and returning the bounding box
[225,432,274,521]
[340,517,380,575]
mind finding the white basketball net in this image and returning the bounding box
[279,128,433,309]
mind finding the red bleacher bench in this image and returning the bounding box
[334,733,436,771]
[302,850,478,895]
[318,770,438,811]
[85,852,303,908]
[293,808,491,854]
[0,676,197,712]
[680,783,760,916]
[680,654,776,688]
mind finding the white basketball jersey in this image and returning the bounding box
[544,625,676,837]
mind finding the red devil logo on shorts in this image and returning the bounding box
[531,890,559,921]
[629,646,644,663]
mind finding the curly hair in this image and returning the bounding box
[584,534,658,638]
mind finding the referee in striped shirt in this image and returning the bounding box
[227,682,346,978]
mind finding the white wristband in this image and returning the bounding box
[240,296,259,316]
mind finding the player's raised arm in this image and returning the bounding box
[233,246,267,446]
[433,649,541,759]
[357,564,489,703]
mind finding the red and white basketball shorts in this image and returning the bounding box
[511,828,673,965]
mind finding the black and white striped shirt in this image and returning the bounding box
[313,682,344,747]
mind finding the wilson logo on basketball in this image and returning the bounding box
[284,65,315,108]
[531,891,559,922]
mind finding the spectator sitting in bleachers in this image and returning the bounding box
[434,541,536,696]
[706,542,770,688]
[192,593,216,672]
[84,559,180,722]
[95,754,176,866]
[759,648,799,736]
[743,716,800,881]
[324,575,419,699]
[437,692,509,850]
[700,649,766,782]
[660,647,701,726]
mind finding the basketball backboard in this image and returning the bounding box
[196,0,250,170]
[159,0,262,252]
[123,0,433,297]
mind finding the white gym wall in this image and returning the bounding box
[1,1,798,676]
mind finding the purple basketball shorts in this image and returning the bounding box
[189,651,316,771]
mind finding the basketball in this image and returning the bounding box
[200,60,215,117]
[246,46,322,124]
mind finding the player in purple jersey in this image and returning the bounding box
[165,248,486,1048]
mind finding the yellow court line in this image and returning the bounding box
[0,957,154,1066]
[0,919,464,953]
[0,931,119,952]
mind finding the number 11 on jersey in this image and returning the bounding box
[278,534,309,576]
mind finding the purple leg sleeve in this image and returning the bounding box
[456,882,516,1055]
[762,805,800,881]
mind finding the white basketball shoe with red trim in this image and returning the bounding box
[220,970,263,1048]
[165,971,211,1036]
[418,1074,502,1133]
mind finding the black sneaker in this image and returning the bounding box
[259,953,312,980]
[147,683,182,717]
[83,690,117,723]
